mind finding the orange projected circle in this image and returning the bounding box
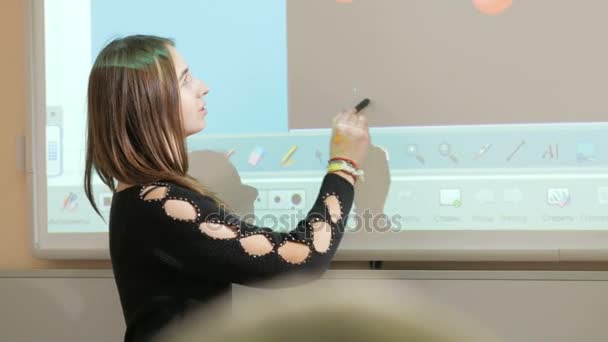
[472,0,512,15]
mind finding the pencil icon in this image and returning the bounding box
[281,145,298,166]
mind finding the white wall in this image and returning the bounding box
[2,270,608,342]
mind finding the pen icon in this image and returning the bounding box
[473,143,492,161]
[281,145,298,166]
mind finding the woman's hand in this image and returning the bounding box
[329,109,371,168]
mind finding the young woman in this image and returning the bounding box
[84,35,369,342]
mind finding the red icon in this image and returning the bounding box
[472,0,512,15]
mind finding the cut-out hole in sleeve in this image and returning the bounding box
[199,222,238,240]
[240,235,274,256]
[312,221,332,253]
[324,195,342,223]
[278,241,310,264]
[164,200,197,221]
[142,186,168,201]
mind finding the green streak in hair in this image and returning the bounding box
[95,40,170,70]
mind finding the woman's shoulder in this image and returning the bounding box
[114,180,216,209]
[114,179,188,194]
[113,181,232,234]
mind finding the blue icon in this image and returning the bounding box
[576,141,596,162]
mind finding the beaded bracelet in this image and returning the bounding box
[328,156,360,169]
[327,160,365,182]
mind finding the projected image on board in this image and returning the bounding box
[289,0,608,127]
[43,0,608,237]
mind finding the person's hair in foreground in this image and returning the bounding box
[155,275,501,342]
[84,35,219,216]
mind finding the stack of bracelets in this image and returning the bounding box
[327,157,365,182]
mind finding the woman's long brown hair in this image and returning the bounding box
[84,35,221,218]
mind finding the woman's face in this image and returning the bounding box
[168,45,210,136]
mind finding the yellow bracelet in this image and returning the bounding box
[327,160,365,181]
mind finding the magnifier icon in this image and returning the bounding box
[439,142,459,164]
[406,144,425,164]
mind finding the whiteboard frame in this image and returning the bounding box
[26,0,608,261]
[26,0,108,259]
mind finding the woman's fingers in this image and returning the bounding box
[346,114,359,126]
[333,111,347,126]
[356,113,368,126]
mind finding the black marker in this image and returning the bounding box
[355,98,371,113]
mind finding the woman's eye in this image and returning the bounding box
[183,73,192,86]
